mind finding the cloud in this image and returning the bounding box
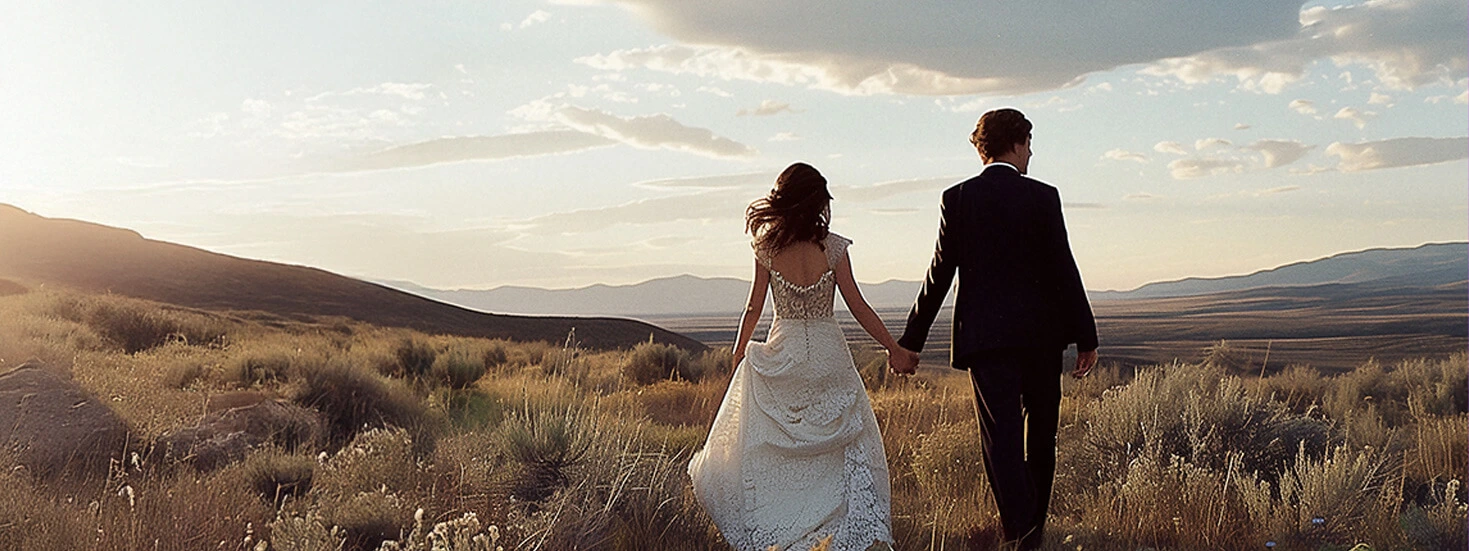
[769,132,801,142]
[1154,141,1190,156]
[737,100,796,116]
[1243,139,1314,168]
[1288,99,1318,115]
[1325,136,1469,171]
[1102,149,1148,163]
[1234,123,1252,130]
[632,172,773,190]
[1169,158,1247,179]
[517,188,751,235]
[1195,138,1232,151]
[1124,192,1161,200]
[520,10,553,28]
[1143,0,1467,93]
[513,101,756,158]
[834,176,959,202]
[1367,92,1394,105]
[575,1,1305,96]
[697,86,733,97]
[1333,106,1377,128]
[331,131,617,172]
[305,82,434,103]
[1258,185,1301,195]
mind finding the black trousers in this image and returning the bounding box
[963,347,1062,546]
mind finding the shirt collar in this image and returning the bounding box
[982,161,1019,172]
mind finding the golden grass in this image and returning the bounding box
[0,288,1463,550]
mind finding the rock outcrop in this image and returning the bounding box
[0,362,130,480]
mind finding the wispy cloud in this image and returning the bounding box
[1243,139,1314,168]
[1195,138,1232,151]
[1154,141,1190,156]
[737,100,797,116]
[333,131,616,172]
[1333,106,1377,129]
[834,176,958,202]
[1288,99,1318,115]
[1325,136,1469,171]
[1102,149,1148,163]
[513,100,756,158]
[1168,158,1247,179]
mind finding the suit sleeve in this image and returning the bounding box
[898,187,960,352]
[1046,188,1098,352]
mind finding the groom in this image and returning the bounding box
[890,108,1098,549]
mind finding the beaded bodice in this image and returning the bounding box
[756,233,851,320]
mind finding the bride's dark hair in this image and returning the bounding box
[746,162,833,253]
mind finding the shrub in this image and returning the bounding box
[432,345,487,389]
[499,404,595,501]
[293,359,429,447]
[242,450,316,506]
[1401,479,1469,551]
[392,337,437,380]
[319,428,426,498]
[482,340,509,371]
[69,298,229,353]
[683,348,733,384]
[161,361,208,389]
[623,341,688,385]
[328,489,407,551]
[227,350,294,387]
[379,511,501,551]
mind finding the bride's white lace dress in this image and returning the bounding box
[689,233,893,551]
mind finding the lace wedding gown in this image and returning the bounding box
[689,233,893,551]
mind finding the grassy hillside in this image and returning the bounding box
[0,204,703,352]
[0,285,1463,550]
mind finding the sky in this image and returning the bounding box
[2,0,1466,292]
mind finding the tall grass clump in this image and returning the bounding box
[432,344,488,389]
[622,340,689,385]
[47,294,230,353]
[498,403,595,501]
[293,359,430,448]
[389,337,437,380]
[242,449,317,506]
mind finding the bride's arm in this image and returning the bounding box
[834,252,901,352]
[732,258,771,368]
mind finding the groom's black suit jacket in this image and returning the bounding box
[898,164,1098,368]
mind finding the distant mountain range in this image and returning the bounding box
[0,204,704,352]
[380,242,1467,317]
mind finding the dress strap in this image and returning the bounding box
[824,233,852,269]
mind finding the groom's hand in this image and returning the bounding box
[888,347,919,375]
[1071,349,1098,378]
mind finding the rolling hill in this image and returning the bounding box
[0,204,705,352]
[383,242,1467,317]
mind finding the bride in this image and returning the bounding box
[689,162,916,551]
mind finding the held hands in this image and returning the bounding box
[887,346,920,375]
[1071,349,1098,379]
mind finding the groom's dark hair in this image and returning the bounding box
[970,108,1032,160]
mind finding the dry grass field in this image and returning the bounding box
[0,286,1464,550]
